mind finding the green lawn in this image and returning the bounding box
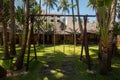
[0,45,120,80]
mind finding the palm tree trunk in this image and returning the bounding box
[37,0,41,45]
[76,0,83,37]
[100,0,116,75]
[9,0,16,56]
[63,13,66,54]
[71,0,76,54]
[2,18,10,59]
[15,0,29,70]
[107,0,116,70]
[1,1,10,59]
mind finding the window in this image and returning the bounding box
[57,20,60,22]
[51,19,54,22]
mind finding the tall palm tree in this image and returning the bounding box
[95,0,116,75]
[15,6,26,46]
[15,0,29,70]
[57,0,70,14]
[9,0,16,56]
[71,0,76,54]
[76,0,83,39]
[43,0,58,51]
[57,0,71,54]
[88,0,102,62]
[107,0,116,72]
[1,0,10,59]
[43,0,58,13]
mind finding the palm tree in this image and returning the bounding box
[95,0,116,75]
[88,0,116,75]
[76,0,83,40]
[15,0,29,70]
[15,6,25,46]
[57,0,70,14]
[9,0,16,56]
[1,0,10,59]
[88,0,102,62]
[43,0,58,13]
[43,0,58,30]
[71,0,76,54]
[57,0,71,54]
[107,0,116,72]
[43,0,58,50]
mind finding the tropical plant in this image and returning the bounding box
[57,0,71,53]
[76,0,83,37]
[88,0,116,75]
[43,0,58,13]
[57,0,71,14]
[15,6,25,26]
[15,6,25,46]
[15,0,30,70]
[30,0,40,14]
[71,0,76,54]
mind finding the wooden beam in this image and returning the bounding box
[30,14,96,17]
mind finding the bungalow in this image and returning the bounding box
[34,16,99,45]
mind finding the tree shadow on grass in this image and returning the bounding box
[27,50,88,80]
[1,45,120,80]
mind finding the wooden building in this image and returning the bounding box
[34,16,99,45]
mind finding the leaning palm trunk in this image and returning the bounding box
[15,0,29,70]
[9,0,16,56]
[76,0,83,41]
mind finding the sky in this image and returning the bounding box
[15,0,96,22]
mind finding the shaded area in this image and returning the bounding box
[0,45,120,80]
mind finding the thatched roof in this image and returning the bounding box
[35,15,98,35]
[37,21,97,35]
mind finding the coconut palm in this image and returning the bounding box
[107,0,117,72]
[57,0,71,54]
[76,0,83,38]
[9,0,16,56]
[43,0,58,49]
[57,0,71,14]
[1,0,10,59]
[71,0,76,54]
[89,0,116,75]
[15,6,26,46]
[15,0,29,70]
[43,0,58,13]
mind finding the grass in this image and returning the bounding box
[0,45,120,80]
